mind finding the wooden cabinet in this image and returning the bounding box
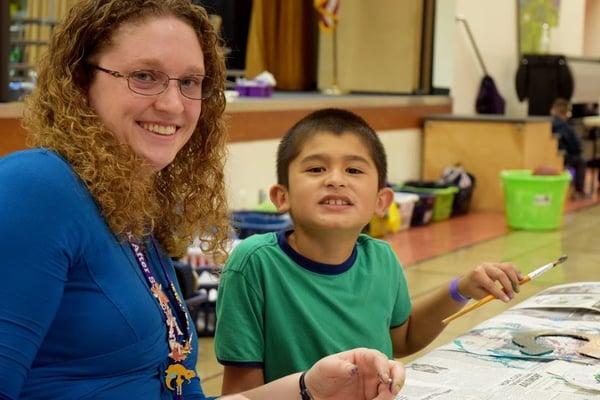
[423,115,564,212]
[317,0,424,94]
[0,102,26,156]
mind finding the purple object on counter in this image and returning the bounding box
[235,85,249,96]
[236,82,273,97]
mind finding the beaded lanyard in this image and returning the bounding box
[128,234,195,399]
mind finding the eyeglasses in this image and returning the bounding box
[91,65,215,100]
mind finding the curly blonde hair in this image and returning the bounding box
[23,0,229,259]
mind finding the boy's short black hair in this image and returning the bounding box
[276,108,388,188]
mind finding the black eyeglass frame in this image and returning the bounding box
[90,65,214,100]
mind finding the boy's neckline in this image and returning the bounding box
[276,230,357,275]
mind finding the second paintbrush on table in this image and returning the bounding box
[441,255,568,326]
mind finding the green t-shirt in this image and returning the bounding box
[215,231,411,383]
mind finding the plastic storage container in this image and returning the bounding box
[451,174,476,216]
[231,211,292,239]
[393,192,419,230]
[393,190,435,226]
[368,201,401,237]
[501,170,571,230]
[401,183,459,222]
[438,168,476,216]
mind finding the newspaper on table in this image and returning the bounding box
[545,360,600,393]
[440,282,600,362]
[511,282,600,313]
[396,282,600,400]
[398,351,599,400]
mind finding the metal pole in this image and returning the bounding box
[332,25,339,88]
[456,16,488,76]
[0,1,11,102]
[322,25,344,95]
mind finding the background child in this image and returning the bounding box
[215,108,522,394]
[550,98,587,198]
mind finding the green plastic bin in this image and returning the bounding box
[501,170,571,230]
[400,185,458,221]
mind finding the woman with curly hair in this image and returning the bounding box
[0,1,404,399]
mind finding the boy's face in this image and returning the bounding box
[551,105,572,121]
[270,132,393,235]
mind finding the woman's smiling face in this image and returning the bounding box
[88,15,205,172]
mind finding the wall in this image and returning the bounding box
[450,0,588,116]
[451,0,524,116]
[225,129,422,210]
[549,0,585,56]
[584,0,600,57]
[432,0,456,90]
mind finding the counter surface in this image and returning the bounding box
[425,113,551,123]
[0,102,23,119]
[1,94,451,119]
[1,94,452,148]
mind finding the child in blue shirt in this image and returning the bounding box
[215,108,522,394]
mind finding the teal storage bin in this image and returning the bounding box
[501,170,571,230]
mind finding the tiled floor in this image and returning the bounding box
[196,195,600,397]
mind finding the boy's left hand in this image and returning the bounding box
[458,262,523,302]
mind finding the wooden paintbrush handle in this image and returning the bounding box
[519,276,531,285]
[441,295,495,326]
[442,275,531,326]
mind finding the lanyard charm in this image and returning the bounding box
[165,363,196,395]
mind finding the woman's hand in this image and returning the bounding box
[304,348,405,400]
[458,262,523,302]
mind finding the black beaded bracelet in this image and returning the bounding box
[299,371,312,400]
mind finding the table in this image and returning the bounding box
[397,282,600,399]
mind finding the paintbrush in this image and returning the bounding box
[441,255,568,326]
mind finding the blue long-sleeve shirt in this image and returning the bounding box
[551,116,582,157]
[0,149,210,399]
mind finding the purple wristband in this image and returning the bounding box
[449,277,469,303]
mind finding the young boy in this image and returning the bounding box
[215,108,522,394]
